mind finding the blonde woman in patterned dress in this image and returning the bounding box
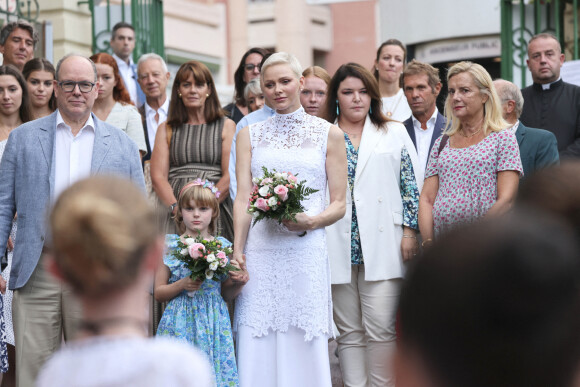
[233,52,347,387]
[151,61,235,241]
[418,62,523,244]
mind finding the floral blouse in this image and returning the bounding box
[345,134,420,265]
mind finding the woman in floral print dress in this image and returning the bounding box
[419,62,523,242]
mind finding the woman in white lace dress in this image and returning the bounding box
[233,52,347,387]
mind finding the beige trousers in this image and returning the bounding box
[332,265,401,387]
[13,256,82,387]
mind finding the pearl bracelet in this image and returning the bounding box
[402,234,416,239]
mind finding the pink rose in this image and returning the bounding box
[255,197,269,212]
[261,177,273,185]
[287,174,297,183]
[188,243,205,259]
[217,251,227,260]
[274,185,289,201]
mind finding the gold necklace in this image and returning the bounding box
[384,90,403,118]
[460,126,483,138]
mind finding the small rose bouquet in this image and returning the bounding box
[247,166,319,227]
[172,234,238,295]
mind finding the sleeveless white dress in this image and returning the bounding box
[234,107,332,387]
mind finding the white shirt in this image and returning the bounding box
[508,120,520,134]
[144,98,169,151]
[113,53,138,106]
[54,111,95,199]
[412,108,439,170]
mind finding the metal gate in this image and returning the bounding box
[501,0,579,86]
[87,0,164,60]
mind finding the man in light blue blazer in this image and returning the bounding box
[402,60,446,174]
[494,79,559,179]
[0,54,145,386]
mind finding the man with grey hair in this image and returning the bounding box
[137,53,170,162]
[0,20,37,71]
[494,79,559,178]
[0,53,145,385]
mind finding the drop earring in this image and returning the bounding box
[178,93,182,98]
[369,105,373,115]
[336,100,339,116]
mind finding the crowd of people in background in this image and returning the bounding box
[0,17,578,387]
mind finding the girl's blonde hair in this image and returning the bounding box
[174,183,220,235]
[49,176,158,298]
[443,61,509,136]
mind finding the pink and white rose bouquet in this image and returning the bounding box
[172,234,237,296]
[247,166,318,227]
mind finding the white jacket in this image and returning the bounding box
[326,117,424,284]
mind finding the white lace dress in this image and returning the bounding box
[234,107,333,387]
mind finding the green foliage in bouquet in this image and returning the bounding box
[247,166,319,226]
[172,234,238,282]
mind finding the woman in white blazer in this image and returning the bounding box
[324,63,424,387]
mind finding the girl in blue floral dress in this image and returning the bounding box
[155,180,248,387]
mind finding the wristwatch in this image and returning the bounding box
[170,202,177,213]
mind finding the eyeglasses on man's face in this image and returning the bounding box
[58,80,96,93]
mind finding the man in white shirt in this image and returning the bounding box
[402,60,446,173]
[110,22,145,107]
[0,54,144,386]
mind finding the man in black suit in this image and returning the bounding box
[402,60,446,173]
[494,79,559,178]
[520,33,580,158]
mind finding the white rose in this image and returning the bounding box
[274,172,283,179]
[268,196,277,207]
[184,238,196,246]
[209,261,218,271]
[258,185,270,197]
[180,248,188,256]
[252,212,259,218]
[252,177,260,184]
[205,269,214,280]
[206,254,216,262]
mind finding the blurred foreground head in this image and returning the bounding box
[49,176,159,298]
[397,210,580,387]
[518,161,580,237]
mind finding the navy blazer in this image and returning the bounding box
[515,122,559,179]
[0,111,146,289]
[403,111,446,168]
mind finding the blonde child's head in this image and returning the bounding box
[49,176,159,298]
[174,179,220,235]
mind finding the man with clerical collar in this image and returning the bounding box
[520,33,580,158]
[402,60,446,173]
[110,22,145,107]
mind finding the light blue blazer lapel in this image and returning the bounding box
[37,112,58,197]
[91,114,111,173]
[354,116,382,185]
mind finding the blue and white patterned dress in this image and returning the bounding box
[156,234,238,386]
